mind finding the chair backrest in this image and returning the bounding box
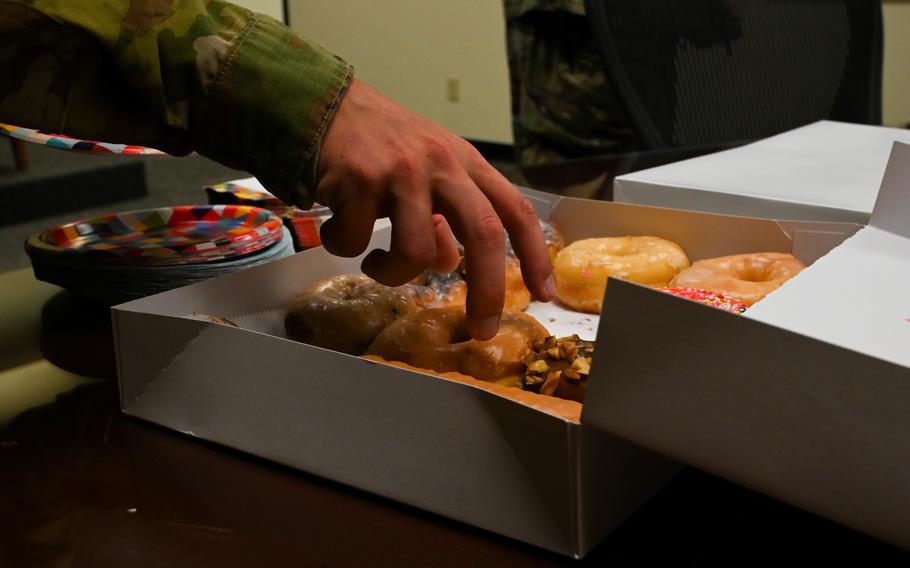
[585,0,883,149]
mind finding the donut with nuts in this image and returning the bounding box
[521,335,594,402]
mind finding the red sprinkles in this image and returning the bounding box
[661,287,747,314]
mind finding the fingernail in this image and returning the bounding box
[475,316,500,340]
[542,275,557,301]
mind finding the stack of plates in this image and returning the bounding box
[26,205,294,305]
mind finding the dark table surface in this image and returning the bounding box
[3,148,908,566]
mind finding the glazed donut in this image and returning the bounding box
[366,307,549,385]
[554,236,690,313]
[521,335,594,402]
[669,252,805,306]
[285,274,423,355]
[504,256,532,310]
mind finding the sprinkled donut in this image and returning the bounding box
[669,252,805,306]
[285,274,424,355]
[660,287,747,314]
[554,236,690,313]
[366,306,549,385]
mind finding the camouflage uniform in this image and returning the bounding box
[0,0,353,209]
[504,0,638,165]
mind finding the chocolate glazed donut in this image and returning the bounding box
[285,274,424,355]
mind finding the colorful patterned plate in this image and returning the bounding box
[27,205,284,265]
[1,123,166,156]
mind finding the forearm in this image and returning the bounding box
[0,0,353,206]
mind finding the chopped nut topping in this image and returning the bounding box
[570,357,591,376]
[540,372,560,395]
[559,341,578,359]
[521,334,595,402]
[524,374,544,386]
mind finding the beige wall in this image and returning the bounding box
[232,0,284,22]
[288,0,514,143]
[287,2,910,144]
[883,1,910,128]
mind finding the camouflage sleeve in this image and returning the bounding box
[0,0,353,208]
[503,0,637,165]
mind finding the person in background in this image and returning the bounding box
[503,0,638,165]
[0,0,556,340]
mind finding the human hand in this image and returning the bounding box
[315,79,556,340]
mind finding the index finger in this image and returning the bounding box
[433,175,505,341]
[465,159,555,302]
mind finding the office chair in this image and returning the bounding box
[584,0,883,149]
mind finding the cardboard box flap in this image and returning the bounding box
[744,226,910,370]
[870,142,910,240]
[579,278,910,551]
[614,121,910,218]
[549,197,795,260]
[520,186,564,218]
[744,142,910,369]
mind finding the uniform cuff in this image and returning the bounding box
[193,13,353,209]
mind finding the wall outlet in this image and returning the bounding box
[446,78,460,102]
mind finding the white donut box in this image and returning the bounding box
[112,143,910,557]
[613,120,910,223]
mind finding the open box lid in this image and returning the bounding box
[613,121,910,222]
[742,141,910,370]
[582,141,910,429]
[577,146,910,548]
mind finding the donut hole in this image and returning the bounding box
[341,280,364,300]
[737,261,773,282]
[737,269,765,282]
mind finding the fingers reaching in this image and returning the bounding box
[319,181,379,258]
[434,174,506,340]
[362,189,437,286]
[467,160,556,302]
[314,80,557,341]
[431,214,460,274]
